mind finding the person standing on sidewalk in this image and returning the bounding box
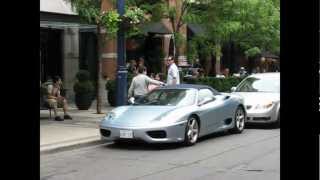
[166,56,180,85]
[128,66,164,100]
[47,76,72,121]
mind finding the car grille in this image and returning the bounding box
[147,130,167,139]
[252,117,271,121]
[100,129,111,137]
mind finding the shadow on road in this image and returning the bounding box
[197,131,231,143]
[245,123,280,130]
[103,131,234,151]
[101,124,279,151]
[103,140,184,151]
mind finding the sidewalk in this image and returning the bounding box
[40,103,114,154]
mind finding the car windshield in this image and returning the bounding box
[134,89,196,106]
[236,76,280,93]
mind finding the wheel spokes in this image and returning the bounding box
[236,109,244,129]
[188,118,199,143]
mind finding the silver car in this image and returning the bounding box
[100,84,246,146]
[231,73,280,126]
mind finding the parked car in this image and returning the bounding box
[231,72,280,126]
[100,84,246,146]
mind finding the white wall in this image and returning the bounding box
[40,0,77,15]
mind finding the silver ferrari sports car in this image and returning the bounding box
[100,84,246,146]
[231,72,280,126]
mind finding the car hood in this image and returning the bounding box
[231,92,280,106]
[102,105,178,127]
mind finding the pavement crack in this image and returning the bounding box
[245,169,264,172]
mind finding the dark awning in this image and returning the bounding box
[142,22,172,34]
[261,51,279,59]
[188,24,205,35]
[40,20,97,31]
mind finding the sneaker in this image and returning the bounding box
[54,116,64,121]
[64,114,72,120]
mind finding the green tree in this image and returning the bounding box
[132,0,204,60]
[197,0,279,74]
[68,0,147,113]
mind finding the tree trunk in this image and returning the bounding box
[230,41,235,74]
[204,55,212,76]
[96,25,102,114]
[215,55,221,75]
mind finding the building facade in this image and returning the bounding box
[40,0,106,104]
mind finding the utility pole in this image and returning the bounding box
[116,0,127,106]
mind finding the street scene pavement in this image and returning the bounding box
[40,104,113,153]
[40,126,280,180]
[40,1,280,179]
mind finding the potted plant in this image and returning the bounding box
[100,6,147,38]
[73,70,95,110]
[105,73,135,107]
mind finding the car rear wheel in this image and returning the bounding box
[230,106,245,133]
[184,116,199,146]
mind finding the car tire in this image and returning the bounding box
[184,116,199,146]
[229,106,246,134]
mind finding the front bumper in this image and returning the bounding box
[246,106,278,123]
[100,121,187,143]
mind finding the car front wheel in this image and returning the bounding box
[184,116,199,146]
[230,106,245,133]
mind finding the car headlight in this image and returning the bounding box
[254,102,274,110]
[105,112,116,121]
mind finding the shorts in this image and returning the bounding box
[47,98,64,108]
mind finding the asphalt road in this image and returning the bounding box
[40,125,280,180]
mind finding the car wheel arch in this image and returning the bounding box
[189,114,201,132]
[238,104,246,117]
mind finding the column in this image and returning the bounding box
[101,0,117,106]
[63,27,79,103]
[177,24,188,66]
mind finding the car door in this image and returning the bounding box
[211,94,236,131]
[197,88,220,134]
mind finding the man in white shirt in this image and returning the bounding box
[166,56,180,85]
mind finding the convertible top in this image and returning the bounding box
[159,84,221,95]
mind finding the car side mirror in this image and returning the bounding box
[231,87,237,92]
[198,97,214,106]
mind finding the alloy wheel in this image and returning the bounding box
[187,117,199,144]
[235,108,245,131]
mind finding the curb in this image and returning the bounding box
[40,138,111,155]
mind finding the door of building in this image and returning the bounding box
[40,28,63,82]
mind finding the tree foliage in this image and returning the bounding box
[198,0,279,56]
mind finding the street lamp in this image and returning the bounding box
[116,0,127,106]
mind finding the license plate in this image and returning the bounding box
[120,130,133,139]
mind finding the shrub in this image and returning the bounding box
[105,72,134,106]
[183,76,245,92]
[75,70,91,82]
[74,81,94,94]
[73,70,94,110]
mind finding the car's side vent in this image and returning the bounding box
[100,129,111,137]
[253,117,271,121]
[147,130,167,139]
[246,105,252,110]
[224,118,232,125]
[223,96,230,100]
